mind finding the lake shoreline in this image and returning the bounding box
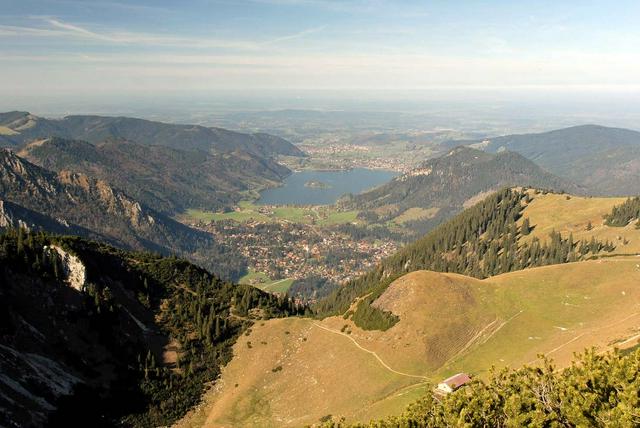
[257,168,398,206]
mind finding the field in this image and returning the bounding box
[182,207,269,223]
[177,256,640,427]
[180,201,359,226]
[258,278,294,294]
[391,206,439,224]
[239,270,295,294]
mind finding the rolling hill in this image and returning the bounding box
[18,137,290,214]
[178,258,640,427]
[0,149,246,279]
[446,124,640,195]
[340,146,581,236]
[174,189,640,427]
[0,111,305,214]
[0,111,305,158]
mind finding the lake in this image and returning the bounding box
[257,168,398,206]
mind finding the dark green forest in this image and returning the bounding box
[604,196,640,227]
[0,229,305,427]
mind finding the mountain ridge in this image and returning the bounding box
[444,124,640,195]
[0,148,246,279]
[0,111,305,158]
[341,146,581,235]
[18,137,290,214]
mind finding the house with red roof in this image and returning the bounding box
[436,373,472,394]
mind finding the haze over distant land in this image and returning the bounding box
[1,1,640,129]
[3,90,639,137]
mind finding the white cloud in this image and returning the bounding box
[0,17,322,51]
[262,26,326,45]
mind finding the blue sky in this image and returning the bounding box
[1,0,640,99]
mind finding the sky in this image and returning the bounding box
[1,0,640,109]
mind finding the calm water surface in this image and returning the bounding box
[257,168,397,205]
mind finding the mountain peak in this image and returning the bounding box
[448,124,640,195]
[342,147,580,236]
[0,147,40,177]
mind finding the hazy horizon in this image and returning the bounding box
[3,2,640,95]
[2,1,640,132]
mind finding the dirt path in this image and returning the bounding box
[525,311,640,365]
[312,322,429,380]
[261,278,291,292]
[482,310,524,345]
[444,310,524,367]
[545,333,587,357]
[619,332,640,347]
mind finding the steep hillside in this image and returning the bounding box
[18,137,289,214]
[176,189,640,427]
[447,124,640,195]
[179,258,640,427]
[0,149,245,279]
[340,147,581,235]
[0,111,305,158]
[0,198,100,238]
[0,230,304,427]
[319,189,615,325]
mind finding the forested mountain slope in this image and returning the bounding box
[0,198,100,237]
[0,149,245,279]
[319,189,614,326]
[446,124,640,195]
[19,137,289,214]
[0,111,305,158]
[0,230,304,427]
[340,147,581,236]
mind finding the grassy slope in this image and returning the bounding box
[176,318,424,428]
[177,192,640,427]
[0,125,18,136]
[519,191,640,253]
[178,256,640,427]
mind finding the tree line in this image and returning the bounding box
[604,196,640,227]
[316,189,614,331]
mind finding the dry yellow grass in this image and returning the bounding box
[177,256,640,428]
[176,317,422,427]
[392,207,439,224]
[444,257,640,376]
[519,191,640,254]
